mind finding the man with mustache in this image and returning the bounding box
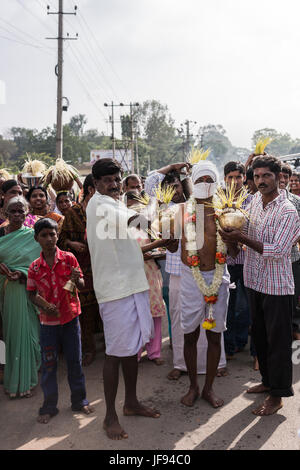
[220,155,300,416]
[86,158,160,441]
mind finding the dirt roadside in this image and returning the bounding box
[1,317,300,451]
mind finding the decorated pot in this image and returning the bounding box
[218,209,246,231]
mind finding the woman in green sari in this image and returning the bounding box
[0,196,41,398]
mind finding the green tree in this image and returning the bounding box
[69,114,88,137]
[134,100,179,170]
[251,128,294,156]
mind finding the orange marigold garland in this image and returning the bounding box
[185,197,227,330]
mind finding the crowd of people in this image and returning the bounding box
[0,152,299,442]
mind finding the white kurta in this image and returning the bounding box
[86,192,149,303]
[86,192,153,356]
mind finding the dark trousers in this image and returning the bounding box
[39,317,89,416]
[247,288,294,397]
[292,260,300,332]
[224,265,251,355]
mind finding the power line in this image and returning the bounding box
[64,16,115,102]
[65,45,107,122]
[66,42,112,107]
[0,16,55,51]
[68,12,122,102]
[77,11,130,99]
[0,33,47,50]
[16,0,57,36]
[0,25,55,55]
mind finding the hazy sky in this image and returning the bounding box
[1,0,300,150]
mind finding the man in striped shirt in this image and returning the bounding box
[220,155,300,416]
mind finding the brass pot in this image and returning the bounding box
[218,209,246,230]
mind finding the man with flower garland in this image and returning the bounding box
[170,160,232,408]
[220,155,300,416]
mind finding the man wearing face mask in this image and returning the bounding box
[170,160,231,408]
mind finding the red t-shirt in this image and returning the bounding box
[27,247,83,326]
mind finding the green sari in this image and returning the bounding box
[0,226,41,396]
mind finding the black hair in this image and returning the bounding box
[252,155,282,176]
[246,167,254,181]
[1,179,19,194]
[162,170,181,187]
[124,174,141,187]
[56,191,70,204]
[26,186,48,202]
[224,161,246,176]
[92,158,123,180]
[34,217,58,236]
[281,163,293,177]
[83,173,95,200]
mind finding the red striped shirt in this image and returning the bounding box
[243,190,300,295]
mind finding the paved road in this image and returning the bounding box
[1,317,300,451]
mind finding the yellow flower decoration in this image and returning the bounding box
[254,137,272,156]
[188,147,211,165]
[154,183,176,204]
[202,320,216,330]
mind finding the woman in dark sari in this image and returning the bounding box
[59,174,102,366]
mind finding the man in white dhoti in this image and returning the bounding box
[169,159,231,408]
[86,158,160,441]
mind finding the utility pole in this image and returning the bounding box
[46,1,78,159]
[106,102,139,172]
[104,102,118,159]
[178,119,197,161]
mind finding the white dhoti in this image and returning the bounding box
[180,263,230,335]
[169,265,229,374]
[99,290,154,357]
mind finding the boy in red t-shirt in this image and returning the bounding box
[27,217,93,423]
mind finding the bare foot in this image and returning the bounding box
[37,410,59,424]
[123,403,161,418]
[167,368,182,380]
[201,388,224,408]
[252,396,283,416]
[82,352,96,367]
[20,390,35,398]
[103,419,128,440]
[181,386,199,407]
[80,405,94,415]
[253,357,259,371]
[150,358,165,366]
[216,367,229,377]
[247,383,270,394]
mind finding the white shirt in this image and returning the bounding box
[86,192,149,303]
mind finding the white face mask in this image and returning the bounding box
[193,182,217,199]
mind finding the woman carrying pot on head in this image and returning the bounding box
[26,186,64,232]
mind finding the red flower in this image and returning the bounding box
[215,252,226,264]
[204,295,218,304]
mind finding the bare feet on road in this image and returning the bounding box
[167,368,182,380]
[247,383,270,394]
[201,388,224,408]
[103,418,128,441]
[123,402,161,418]
[252,396,283,416]
[181,386,199,407]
